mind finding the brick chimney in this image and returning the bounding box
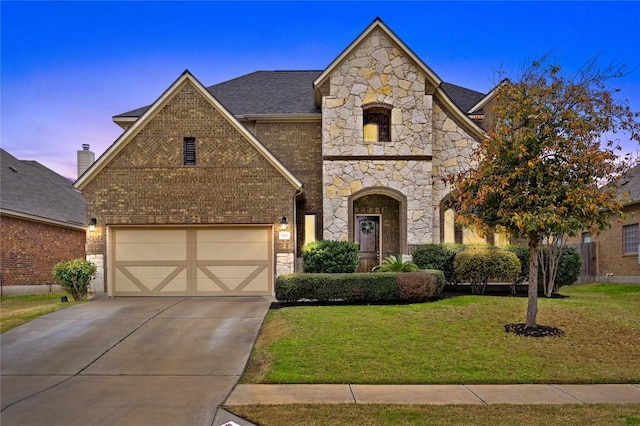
[77,144,95,179]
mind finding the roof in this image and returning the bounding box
[115,71,487,120]
[115,70,323,119]
[1,148,86,228]
[617,163,640,205]
[78,71,304,191]
[440,82,487,113]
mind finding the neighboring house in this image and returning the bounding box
[77,18,498,296]
[1,148,86,294]
[575,164,640,282]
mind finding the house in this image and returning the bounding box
[574,164,640,282]
[76,18,497,296]
[0,148,87,294]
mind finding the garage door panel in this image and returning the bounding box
[112,227,272,296]
[116,229,187,244]
[116,243,186,261]
[197,242,267,261]
[197,229,268,243]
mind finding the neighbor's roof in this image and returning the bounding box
[114,71,487,120]
[0,148,86,228]
[617,163,640,205]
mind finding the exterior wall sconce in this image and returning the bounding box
[280,216,288,230]
[89,218,97,232]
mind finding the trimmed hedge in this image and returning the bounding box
[454,248,521,294]
[275,270,444,303]
[412,244,466,285]
[302,240,360,273]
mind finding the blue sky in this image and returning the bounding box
[2,1,639,179]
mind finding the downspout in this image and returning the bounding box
[292,186,304,272]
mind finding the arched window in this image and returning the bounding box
[363,103,392,142]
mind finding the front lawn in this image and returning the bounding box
[242,283,640,384]
[0,293,82,333]
[227,404,640,426]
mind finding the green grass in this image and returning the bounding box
[227,404,640,426]
[0,293,83,333]
[243,283,640,384]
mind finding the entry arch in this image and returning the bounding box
[348,187,407,263]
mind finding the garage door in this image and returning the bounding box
[110,227,273,296]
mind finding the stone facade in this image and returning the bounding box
[0,215,85,288]
[320,28,479,255]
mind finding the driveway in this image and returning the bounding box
[0,296,272,425]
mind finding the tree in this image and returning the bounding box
[448,57,640,328]
[52,258,97,301]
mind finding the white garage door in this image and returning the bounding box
[110,227,273,296]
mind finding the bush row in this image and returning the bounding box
[412,244,581,293]
[275,270,445,303]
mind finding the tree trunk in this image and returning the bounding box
[526,238,539,328]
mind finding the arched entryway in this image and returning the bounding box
[349,188,407,272]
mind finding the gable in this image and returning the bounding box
[76,71,303,191]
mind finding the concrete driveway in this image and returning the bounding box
[0,296,272,426]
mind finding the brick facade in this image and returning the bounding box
[0,215,85,287]
[254,121,323,253]
[82,80,300,291]
[593,204,640,279]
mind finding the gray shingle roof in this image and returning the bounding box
[440,82,487,113]
[114,71,486,119]
[617,163,640,205]
[1,149,86,226]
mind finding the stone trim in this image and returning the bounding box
[348,187,407,255]
[324,155,432,161]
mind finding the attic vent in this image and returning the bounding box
[9,166,18,173]
[183,137,196,166]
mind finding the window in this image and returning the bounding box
[363,103,391,142]
[582,232,591,244]
[183,137,196,165]
[623,224,638,255]
[304,214,316,247]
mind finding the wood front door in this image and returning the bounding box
[356,215,380,272]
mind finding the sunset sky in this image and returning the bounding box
[2,1,639,180]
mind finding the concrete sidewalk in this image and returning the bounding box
[225,383,640,405]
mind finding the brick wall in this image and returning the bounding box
[0,215,85,286]
[82,81,300,287]
[255,121,323,253]
[595,204,640,277]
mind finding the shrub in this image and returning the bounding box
[504,245,582,294]
[275,270,443,303]
[505,245,530,287]
[396,272,439,301]
[51,259,97,301]
[372,255,419,272]
[538,245,583,293]
[302,240,359,273]
[412,244,466,285]
[454,248,521,294]
[555,246,582,288]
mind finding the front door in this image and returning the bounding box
[356,215,380,272]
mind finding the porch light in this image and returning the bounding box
[89,218,97,232]
[280,217,288,230]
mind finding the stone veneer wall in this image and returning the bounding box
[320,28,479,250]
[431,99,479,245]
[324,160,431,244]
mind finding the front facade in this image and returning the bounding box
[78,19,495,296]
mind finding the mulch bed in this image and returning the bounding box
[504,323,565,338]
